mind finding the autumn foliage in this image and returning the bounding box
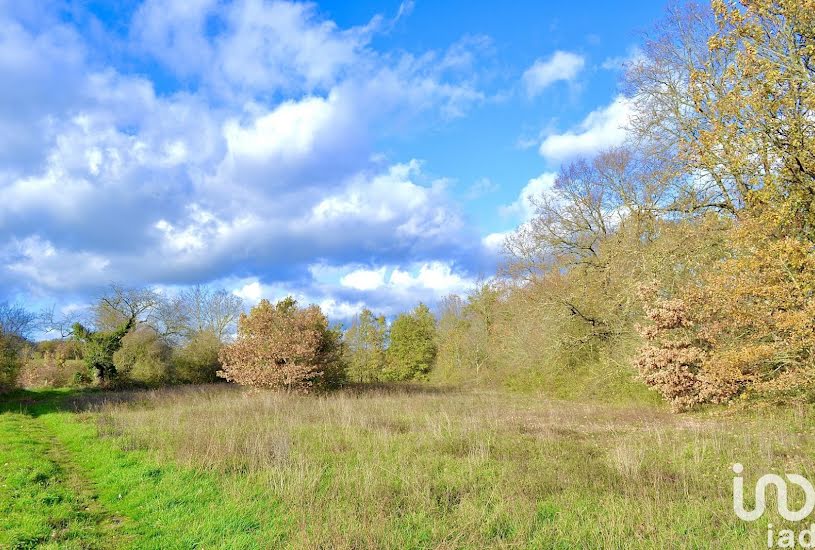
[218,298,345,392]
[627,0,815,409]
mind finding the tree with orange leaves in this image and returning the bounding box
[218,297,345,392]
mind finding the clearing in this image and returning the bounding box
[1,385,810,548]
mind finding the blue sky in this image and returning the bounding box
[0,0,668,323]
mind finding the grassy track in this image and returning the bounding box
[0,390,289,549]
[0,409,126,549]
[1,386,814,548]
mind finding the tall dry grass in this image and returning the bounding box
[76,384,815,548]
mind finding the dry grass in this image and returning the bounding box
[70,384,815,548]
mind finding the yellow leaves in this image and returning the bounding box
[639,207,815,409]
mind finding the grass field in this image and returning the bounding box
[2,385,814,549]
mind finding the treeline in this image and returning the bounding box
[353,0,815,411]
[0,285,242,391]
[3,1,814,411]
[0,289,441,395]
[431,0,815,410]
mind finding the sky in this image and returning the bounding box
[0,0,669,325]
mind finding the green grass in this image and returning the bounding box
[1,385,814,548]
[0,389,288,549]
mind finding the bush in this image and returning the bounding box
[113,327,173,387]
[172,330,222,384]
[636,213,815,410]
[344,309,387,383]
[0,333,20,393]
[218,298,345,392]
[383,303,437,381]
[18,358,89,389]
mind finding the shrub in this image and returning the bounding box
[113,327,173,387]
[383,303,437,381]
[218,298,345,392]
[172,330,222,384]
[0,332,20,393]
[636,213,815,410]
[18,358,89,389]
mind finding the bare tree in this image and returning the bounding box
[624,2,746,215]
[0,302,37,340]
[39,305,89,339]
[177,285,244,342]
[97,284,161,330]
[504,147,665,281]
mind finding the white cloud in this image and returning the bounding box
[340,267,387,291]
[482,232,509,254]
[132,0,219,77]
[601,46,644,71]
[466,177,499,199]
[3,237,110,291]
[308,160,461,244]
[223,95,339,160]
[538,95,633,162]
[304,260,479,319]
[523,51,585,97]
[390,262,473,294]
[233,280,264,305]
[133,0,371,94]
[0,2,491,314]
[501,172,557,220]
[319,298,366,320]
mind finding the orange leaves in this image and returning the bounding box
[636,209,815,410]
[218,298,344,392]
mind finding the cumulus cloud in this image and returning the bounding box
[501,172,557,221]
[314,261,476,319]
[2,237,111,292]
[538,95,633,162]
[465,177,499,199]
[307,160,464,253]
[522,51,585,97]
[0,1,494,307]
[133,0,370,94]
[481,232,507,252]
[0,0,514,324]
[222,258,475,324]
[340,267,388,291]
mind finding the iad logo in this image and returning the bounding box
[733,463,815,548]
[733,463,815,522]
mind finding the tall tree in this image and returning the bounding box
[74,285,158,383]
[630,0,815,409]
[0,302,37,340]
[384,303,437,381]
[344,308,387,383]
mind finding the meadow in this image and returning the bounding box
[2,384,812,549]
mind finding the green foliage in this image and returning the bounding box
[113,327,173,387]
[344,308,387,382]
[72,318,134,383]
[0,332,21,393]
[172,330,222,384]
[383,303,437,381]
[433,285,498,384]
